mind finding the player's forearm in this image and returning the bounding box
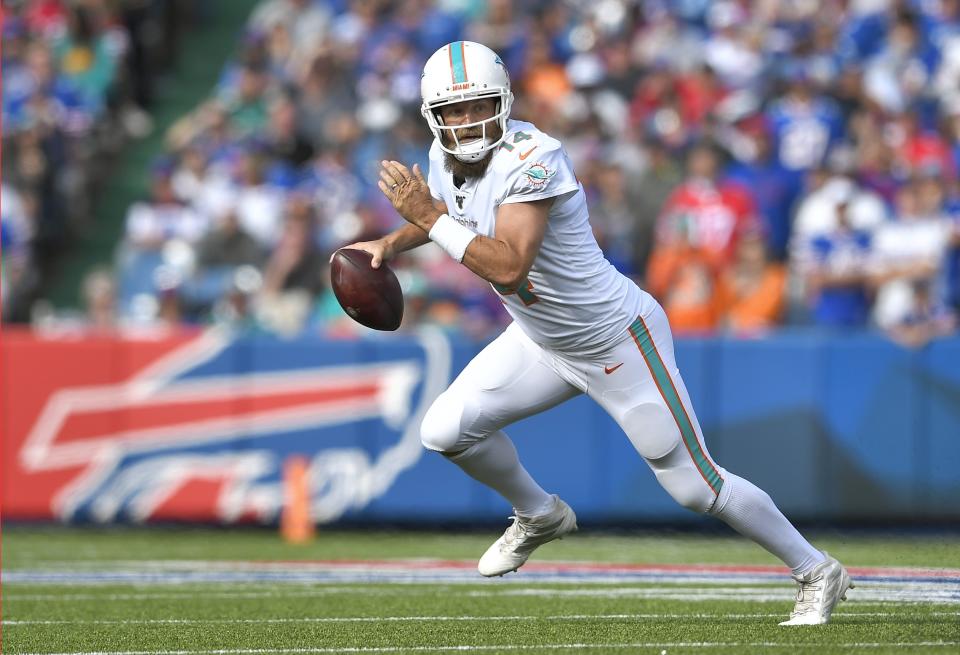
[418,214,527,287]
[460,236,528,288]
[384,223,432,255]
[430,199,548,289]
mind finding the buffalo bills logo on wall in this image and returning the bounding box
[14,328,451,523]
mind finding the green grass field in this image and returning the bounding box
[3,527,958,654]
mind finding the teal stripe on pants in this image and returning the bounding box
[629,317,723,495]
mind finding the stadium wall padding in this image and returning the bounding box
[2,328,958,523]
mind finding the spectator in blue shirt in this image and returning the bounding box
[767,68,846,175]
[726,114,800,262]
[887,278,958,348]
[798,195,874,328]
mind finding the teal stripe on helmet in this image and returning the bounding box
[450,41,467,84]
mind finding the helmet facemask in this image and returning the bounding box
[421,90,513,163]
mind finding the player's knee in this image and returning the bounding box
[649,445,718,514]
[658,469,716,513]
[421,390,492,453]
[420,392,466,453]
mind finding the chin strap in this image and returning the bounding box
[454,137,495,162]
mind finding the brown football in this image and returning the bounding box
[330,248,404,331]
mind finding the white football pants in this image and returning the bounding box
[420,303,826,574]
[420,305,724,513]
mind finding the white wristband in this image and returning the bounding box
[428,213,477,263]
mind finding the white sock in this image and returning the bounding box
[447,431,554,517]
[710,472,825,576]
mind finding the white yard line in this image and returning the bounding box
[5,584,957,604]
[9,611,956,626]
[5,560,958,588]
[466,586,960,603]
[15,642,960,655]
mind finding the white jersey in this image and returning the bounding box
[427,119,653,357]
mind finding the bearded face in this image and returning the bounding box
[441,123,502,179]
[436,97,503,179]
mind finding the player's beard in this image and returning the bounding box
[441,123,502,179]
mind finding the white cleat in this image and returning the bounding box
[478,495,577,577]
[779,553,854,625]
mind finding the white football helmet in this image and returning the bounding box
[420,41,513,162]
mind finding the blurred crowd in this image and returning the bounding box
[1,0,198,322]
[7,0,960,345]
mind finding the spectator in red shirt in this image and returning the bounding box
[892,113,957,180]
[654,142,761,270]
[675,64,727,127]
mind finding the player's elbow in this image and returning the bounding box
[489,262,529,290]
[491,272,524,290]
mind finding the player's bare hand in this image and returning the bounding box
[334,239,393,269]
[378,161,440,230]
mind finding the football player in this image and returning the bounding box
[344,41,852,626]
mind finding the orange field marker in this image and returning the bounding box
[280,455,314,544]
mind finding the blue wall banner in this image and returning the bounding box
[3,328,958,523]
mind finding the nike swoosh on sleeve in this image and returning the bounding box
[519,146,538,160]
